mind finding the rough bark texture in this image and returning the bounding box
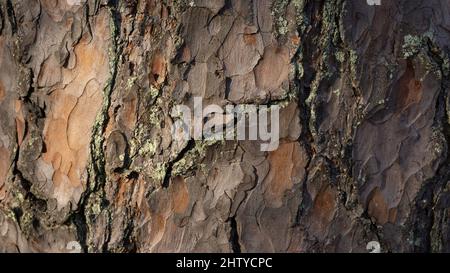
[0,0,449,253]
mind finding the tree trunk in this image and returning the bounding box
[0,0,449,253]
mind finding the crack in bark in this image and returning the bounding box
[228,216,242,253]
[408,39,450,252]
[162,139,195,188]
[73,0,123,252]
[5,0,16,34]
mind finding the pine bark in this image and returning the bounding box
[0,0,449,253]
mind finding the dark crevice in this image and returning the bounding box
[228,216,242,253]
[361,210,384,249]
[122,215,137,253]
[409,40,450,253]
[292,0,320,227]
[225,77,232,99]
[66,211,88,253]
[216,0,233,17]
[5,0,16,34]
[72,1,123,253]
[0,2,5,35]
[162,139,195,188]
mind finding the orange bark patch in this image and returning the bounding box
[368,187,389,225]
[243,33,257,45]
[151,52,166,85]
[115,177,129,206]
[264,142,303,208]
[41,10,111,209]
[0,81,5,102]
[67,80,103,151]
[395,61,423,111]
[171,176,189,214]
[14,100,25,146]
[310,185,337,234]
[254,46,290,92]
[291,35,301,46]
[0,145,9,200]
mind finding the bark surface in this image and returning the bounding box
[0,0,449,253]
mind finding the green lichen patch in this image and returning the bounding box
[271,0,290,37]
[139,139,157,157]
[402,35,424,59]
[151,162,167,181]
[171,140,219,177]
